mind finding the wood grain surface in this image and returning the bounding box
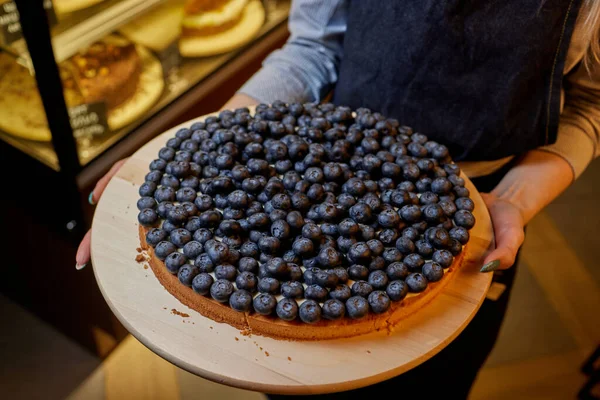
[91,113,494,395]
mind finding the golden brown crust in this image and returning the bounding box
[181,13,243,37]
[140,225,466,341]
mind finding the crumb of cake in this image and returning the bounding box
[259,347,263,351]
[136,247,142,253]
[367,350,371,354]
[171,309,190,318]
[135,254,145,263]
[287,356,292,361]
[143,264,149,270]
[265,351,269,357]
[235,337,239,341]
[210,326,213,329]
[163,307,167,310]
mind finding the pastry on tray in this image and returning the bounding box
[179,0,265,57]
[137,102,477,340]
[0,35,163,142]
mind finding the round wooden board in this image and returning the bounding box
[91,114,494,395]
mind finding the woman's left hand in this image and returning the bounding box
[479,193,525,272]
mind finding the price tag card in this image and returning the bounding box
[0,2,21,45]
[68,102,109,139]
[157,39,181,81]
[0,0,57,45]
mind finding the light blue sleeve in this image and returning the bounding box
[238,0,348,104]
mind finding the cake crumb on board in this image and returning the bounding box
[135,254,145,263]
[143,264,149,270]
[265,351,269,357]
[287,356,292,361]
[366,350,371,354]
[171,309,190,318]
[136,247,142,253]
[235,337,239,341]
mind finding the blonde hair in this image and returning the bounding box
[582,0,600,69]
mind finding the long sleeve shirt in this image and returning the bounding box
[239,0,600,179]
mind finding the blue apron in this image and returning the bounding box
[333,0,583,161]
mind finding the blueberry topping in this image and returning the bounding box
[210,279,234,302]
[155,241,177,260]
[346,296,369,319]
[299,300,322,324]
[422,261,444,282]
[386,280,409,302]
[368,291,391,314]
[229,290,253,312]
[322,299,346,320]
[253,293,277,315]
[178,264,199,286]
[192,273,214,295]
[276,298,299,321]
[165,252,187,274]
[406,273,428,292]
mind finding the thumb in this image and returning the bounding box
[481,194,525,271]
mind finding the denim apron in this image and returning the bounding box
[333,0,583,161]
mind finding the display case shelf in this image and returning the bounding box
[0,0,290,172]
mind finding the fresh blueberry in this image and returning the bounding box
[265,257,289,278]
[406,273,428,292]
[253,293,277,315]
[348,264,369,280]
[170,228,192,248]
[281,281,304,298]
[192,273,214,295]
[382,248,403,264]
[215,264,237,281]
[194,253,214,273]
[368,291,391,314]
[455,197,475,212]
[139,181,157,197]
[235,271,258,292]
[178,264,199,286]
[454,210,476,229]
[146,228,167,247]
[386,280,409,302]
[368,270,389,290]
[322,299,345,320]
[329,284,352,302]
[165,252,187,274]
[138,208,159,227]
[431,250,454,268]
[258,277,280,294]
[206,242,230,264]
[386,262,409,280]
[193,228,213,244]
[155,241,177,260]
[210,279,234,302]
[182,241,203,259]
[229,290,253,312]
[422,262,445,282]
[299,300,322,324]
[351,281,374,298]
[346,296,369,319]
[137,197,157,211]
[395,236,416,255]
[403,253,425,272]
[305,284,329,302]
[449,226,470,245]
[276,298,299,321]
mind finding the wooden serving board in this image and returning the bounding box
[91,115,494,395]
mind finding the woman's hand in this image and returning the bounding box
[478,150,573,272]
[480,193,525,272]
[75,158,128,269]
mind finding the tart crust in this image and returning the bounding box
[140,225,467,341]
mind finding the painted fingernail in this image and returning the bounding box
[76,263,87,270]
[88,192,96,206]
[480,260,500,273]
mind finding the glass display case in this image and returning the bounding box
[1,0,290,232]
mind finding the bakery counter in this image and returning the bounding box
[0,0,290,178]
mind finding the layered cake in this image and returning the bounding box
[179,0,265,57]
[137,102,476,340]
[0,36,162,141]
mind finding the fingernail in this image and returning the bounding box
[88,192,96,206]
[480,260,500,273]
[76,263,87,270]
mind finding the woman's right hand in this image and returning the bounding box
[76,158,128,270]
